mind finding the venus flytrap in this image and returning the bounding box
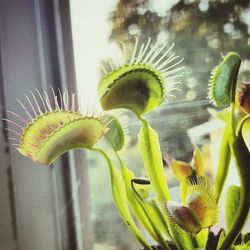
[98,37,183,116]
[166,153,217,249]
[168,158,193,182]
[238,83,250,114]
[98,37,182,202]
[225,185,241,233]
[166,148,214,249]
[192,146,205,176]
[5,34,250,250]
[166,146,205,182]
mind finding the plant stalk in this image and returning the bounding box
[90,147,152,249]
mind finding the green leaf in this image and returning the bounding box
[138,118,170,201]
[216,229,226,250]
[135,130,195,249]
[192,146,204,176]
[121,165,159,241]
[225,185,241,233]
[220,124,250,249]
[180,176,189,205]
[196,229,208,249]
[166,219,195,250]
[131,177,151,200]
[91,148,151,249]
[120,158,171,248]
[213,126,231,203]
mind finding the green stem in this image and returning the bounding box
[219,81,250,249]
[195,229,209,249]
[90,147,152,249]
[220,134,250,250]
[213,125,231,203]
[229,100,236,138]
[130,180,171,250]
[115,152,171,249]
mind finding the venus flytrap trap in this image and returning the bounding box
[98,37,183,206]
[165,152,217,249]
[98,36,182,203]
[4,34,250,250]
[4,89,108,164]
[98,37,183,116]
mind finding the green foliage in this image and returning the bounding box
[195,229,209,249]
[169,159,192,181]
[225,185,241,233]
[192,146,204,176]
[213,127,231,202]
[216,229,226,250]
[115,153,172,249]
